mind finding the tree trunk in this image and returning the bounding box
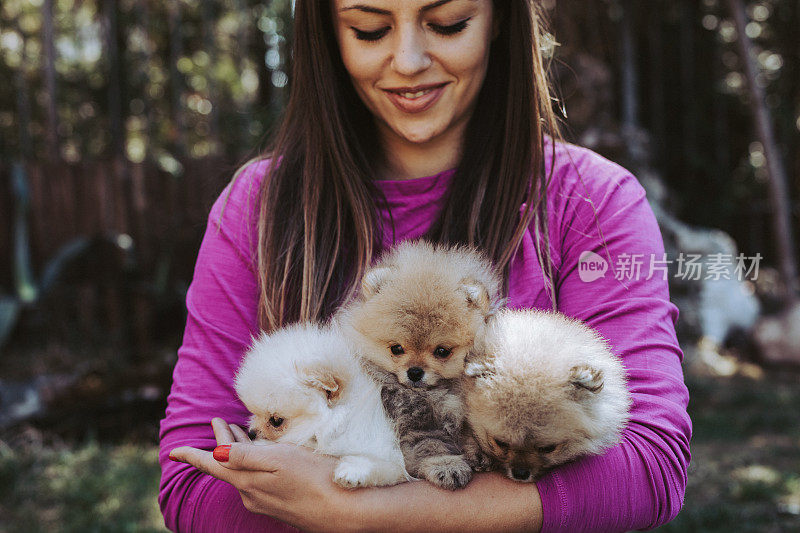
[620,0,638,131]
[679,0,697,171]
[726,0,798,301]
[135,0,157,160]
[14,41,33,160]
[619,0,649,167]
[201,0,221,156]
[647,2,666,167]
[167,1,187,157]
[235,0,253,154]
[42,0,59,161]
[103,0,124,161]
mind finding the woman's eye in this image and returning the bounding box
[429,18,471,36]
[352,27,390,42]
[268,416,285,428]
[537,444,557,454]
[433,346,451,359]
[390,344,405,355]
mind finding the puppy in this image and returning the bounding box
[234,322,409,488]
[340,240,503,490]
[463,308,631,482]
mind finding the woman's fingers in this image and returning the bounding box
[229,423,252,443]
[217,442,284,472]
[212,417,236,446]
[168,446,236,483]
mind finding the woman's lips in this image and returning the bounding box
[384,83,448,114]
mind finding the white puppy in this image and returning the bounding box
[235,322,410,488]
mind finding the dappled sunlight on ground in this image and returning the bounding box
[0,436,165,533]
[654,371,800,532]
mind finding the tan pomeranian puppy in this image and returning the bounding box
[339,240,503,490]
[235,322,410,488]
[462,308,631,482]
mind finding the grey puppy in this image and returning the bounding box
[339,241,502,490]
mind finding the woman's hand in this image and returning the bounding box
[169,418,358,533]
[170,418,542,533]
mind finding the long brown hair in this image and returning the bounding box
[246,0,561,332]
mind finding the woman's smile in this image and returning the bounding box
[383,82,450,113]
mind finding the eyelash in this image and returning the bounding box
[352,18,471,42]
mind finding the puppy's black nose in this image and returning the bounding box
[407,367,425,382]
[511,466,531,480]
[247,429,258,440]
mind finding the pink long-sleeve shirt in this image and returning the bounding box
[159,141,691,532]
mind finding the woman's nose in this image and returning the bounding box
[391,26,432,76]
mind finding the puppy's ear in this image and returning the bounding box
[460,278,490,313]
[362,266,392,298]
[465,359,496,379]
[569,364,604,395]
[303,370,342,406]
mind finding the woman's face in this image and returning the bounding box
[333,0,495,147]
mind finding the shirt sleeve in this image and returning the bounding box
[534,148,692,532]
[157,160,298,532]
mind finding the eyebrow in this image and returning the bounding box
[339,0,468,15]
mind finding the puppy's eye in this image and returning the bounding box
[268,416,285,428]
[390,344,405,356]
[537,444,557,454]
[493,438,509,450]
[433,346,451,359]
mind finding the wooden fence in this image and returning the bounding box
[0,157,238,354]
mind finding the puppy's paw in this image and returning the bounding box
[333,455,375,489]
[462,437,495,472]
[419,454,472,490]
[464,447,494,472]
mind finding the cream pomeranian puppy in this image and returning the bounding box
[339,240,503,490]
[462,309,631,482]
[234,322,409,488]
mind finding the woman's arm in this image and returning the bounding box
[160,160,542,532]
[354,470,542,532]
[158,160,300,532]
[531,145,691,532]
[171,429,543,533]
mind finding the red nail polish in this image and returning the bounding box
[169,454,181,462]
[213,445,231,462]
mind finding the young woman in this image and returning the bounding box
[163,1,691,531]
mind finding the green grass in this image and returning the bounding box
[0,440,166,533]
[0,371,798,532]
[654,372,800,532]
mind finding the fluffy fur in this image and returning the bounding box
[463,308,631,482]
[339,240,503,490]
[234,322,409,488]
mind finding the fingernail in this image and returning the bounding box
[213,445,231,462]
[168,453,181,462]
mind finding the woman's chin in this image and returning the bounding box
[393,126,443,145]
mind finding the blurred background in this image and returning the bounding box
[0,0,799,531]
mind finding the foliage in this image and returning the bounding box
[653,372,800,532]
[0,0,294,165]
[0,0,797,267]
[0,440,165,533]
